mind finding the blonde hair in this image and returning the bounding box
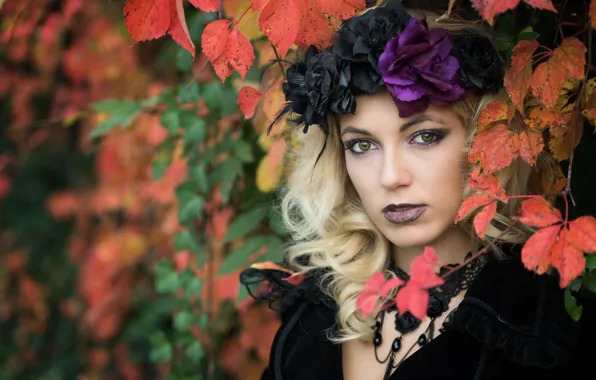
[276,9,559,343]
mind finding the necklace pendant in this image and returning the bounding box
[373,332,382,347]
[417,334,427,346]
[391,337,401,352]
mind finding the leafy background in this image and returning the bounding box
[1,0,596,379]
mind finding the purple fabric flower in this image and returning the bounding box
[378,17,466,117]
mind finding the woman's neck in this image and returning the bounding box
[390,227,472,273]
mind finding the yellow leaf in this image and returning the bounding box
[256,155,281,192]
[224,0,263,41]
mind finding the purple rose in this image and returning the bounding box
[378,17,466,117]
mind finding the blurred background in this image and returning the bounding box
[2,0,596,379]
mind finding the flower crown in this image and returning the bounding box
[275,1,505,136]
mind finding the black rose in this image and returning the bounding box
[332,1,410,93]
[427,293,449,318]
[452,34,505,93]
[395,312,421,333]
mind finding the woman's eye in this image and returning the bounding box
[344,139,376,154]
[410,131,445,145]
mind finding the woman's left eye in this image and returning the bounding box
[409,130,445,145]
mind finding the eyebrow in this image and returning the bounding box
[340,114,445,137]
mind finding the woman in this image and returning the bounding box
[240,1,595,379]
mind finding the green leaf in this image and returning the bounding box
[221,88,238,116]
[564,287,583,322]
[177,48,193,73]
[184,277,203,297]
[180,111,206,145]
[223,207,270,243]
[152,159,170,181]
[190,164,210,194]
[160,107,181,134]
[232,140,254,163]
[582,273,596,293]
[197,313,209,329]
[219,181,234,205]
[219,235,266,274]
[517,26,540,42]
[202,81,223,110]
[268,210,286,236]
[174,311,194,331]
[89,100,142,139]
[155,259,180,293]
[178,194,205,223]
[179,81,200,103]
[149,332,173,362]
[586,255,596,270]
[237,282,251,303]
[185,341,205,363]
[209,157,243,184]
[175,230,201,253]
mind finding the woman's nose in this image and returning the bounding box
[380,149,413,190]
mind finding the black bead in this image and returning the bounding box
[417,334,427,346]
[391,337,401,352]
[373,333,382,347]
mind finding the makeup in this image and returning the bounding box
[382,203,426,224]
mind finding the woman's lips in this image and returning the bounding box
[382,206,427,224]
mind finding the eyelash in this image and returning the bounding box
[343,129,447,155]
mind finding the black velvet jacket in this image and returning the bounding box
[242,245,596,380]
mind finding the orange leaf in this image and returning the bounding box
[249,261,295,275]
[468,167,508,201]
[250,0,270,11]
[468,123,519,173]
[189,0,220,11]
[522,224,561,274]
[471,0,556,25]
[591,0,596,29]
[517,130,544,166]
[581,107,596,128]
[550,37,586,81]
[530,60,565,109]
[477,100,509,130]
[550,228,585,288]
[515,197,562,227]
[123,0,170,41]
[474,201,497,239]
[505,40,539,113]
[314,0,366,20]
[455,194,493,222]
[295,0,336,50]
[238,86,263,119]
[259,0,301,58]
[201,19,231,63]
[168,0,195,57]
[525,105,567,130]
[549,118,583,161]
[568,216,596,253]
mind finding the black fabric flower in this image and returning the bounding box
[452,34,505,93]
[333,1,411,93]
[282,46,355,134]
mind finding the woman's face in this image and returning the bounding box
[338,90,468,249]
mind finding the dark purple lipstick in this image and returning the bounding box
[382,203,426,224]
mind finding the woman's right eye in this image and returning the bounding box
[344,139,377,155]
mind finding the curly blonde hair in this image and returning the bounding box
[276,10,560,343]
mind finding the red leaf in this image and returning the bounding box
[568,216,596,253]
[250,0,270,11]
[515,197,562,227]
[522,224,561,274]
[227,29,255,79]
[189,0,220,12]
[259,0,301,58]
[314,0,366,20]
[201,19,231,63]
[284,272,306,285]
[395,247,444,320]
[468,167,508,201]
[517,130,544,166]
[474,201,497,239]
[295,0,336,50]
[468,123,519,173]
[470,0,520,25]
[550,228,585,288]
[456,194,493,222]
[380,278,403,298]
[123,0,170,41]
[504,40,539,113]
[356,272,387,318]
[524,0,556,12]
[238,86,263,119]
[168,0,195,57]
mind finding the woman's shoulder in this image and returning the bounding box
[446,242,596,370]
[239,262,342,380]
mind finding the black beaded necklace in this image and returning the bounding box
[372,253,484,380]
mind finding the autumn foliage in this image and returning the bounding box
[2,0,596,378]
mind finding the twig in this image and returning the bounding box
[272,44,288,80]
